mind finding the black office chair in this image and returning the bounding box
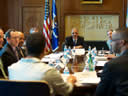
[0,80,50,96]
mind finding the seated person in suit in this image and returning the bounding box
[0,28,4,50]
[65,28,86,49]
[29,27,39,34]
[96,28,128,96]
[17,31,26,57]
[1,29,22,75]
[0,27,5,78]
[8,32,76,96]
[106,29,113,53]
[105,29,120,59]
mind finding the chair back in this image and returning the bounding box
[0,80,50,96]
[0,58,8,79]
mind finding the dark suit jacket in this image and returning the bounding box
[17,47,27,58]
[65,36,87,49]
[96,49,128,96]
[1,43,20,75]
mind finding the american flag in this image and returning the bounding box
[43,0,51,52]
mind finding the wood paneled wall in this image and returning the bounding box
[0,0,8,31]
[0,0,127,50]
[60,0,127,43]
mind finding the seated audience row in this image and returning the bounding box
[0,29,26,76]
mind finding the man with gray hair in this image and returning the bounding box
[65,28,86,49]
[96,28,128,96]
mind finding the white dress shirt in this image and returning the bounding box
[8,57,73,96]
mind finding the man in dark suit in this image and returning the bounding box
[1,29,21,75]
[96,28,128,96]
[0,28,4,50]
[0,27,5,78]
[65,28,86,49]
[106,29,113,53]
[17,31,26,58]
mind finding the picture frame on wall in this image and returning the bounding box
[81,0,103,4]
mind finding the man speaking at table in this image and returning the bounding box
[96,28,128,96]
[65,27,86,49]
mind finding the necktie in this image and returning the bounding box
[14,49,19,60]
[19,48,24,57]
[74,40,77,46]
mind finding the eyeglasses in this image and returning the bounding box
[111,39,120,42]
[72,32,78,34]
[11,36,20,40]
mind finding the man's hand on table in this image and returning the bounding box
[67,75,77,85]
[74,45,83,49]
[104,54,116,60]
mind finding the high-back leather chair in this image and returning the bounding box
[0,80,50,96]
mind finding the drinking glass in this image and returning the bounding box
[71,65,84,74]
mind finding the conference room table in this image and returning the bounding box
[42,51,108,96]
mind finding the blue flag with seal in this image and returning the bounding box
[52,0,59,52]
[126,7,128,28]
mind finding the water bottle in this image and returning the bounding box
[68,46,71,56]
[92,47,97,56]
[64,45,67,52]
[88,46,91,52]
[88,53,94,71]
[64,45,67,58]
[72,46,76,58]
[63,66,70,74]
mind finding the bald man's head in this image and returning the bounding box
[111,28,128,54]
[71,28,78,39]
[112,28,128,41]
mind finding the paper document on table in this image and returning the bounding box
[44,53,63,59]
[41,52,64,63]
[95,56,107,61]
[79,77,100,84]
[74,71,100,85]
[55,62,65,69]
[72,48,85,55]
[41,58,55,63]
[96,61,107,67]
[74,71,97,78]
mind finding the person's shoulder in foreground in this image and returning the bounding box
[96,27,128,96]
